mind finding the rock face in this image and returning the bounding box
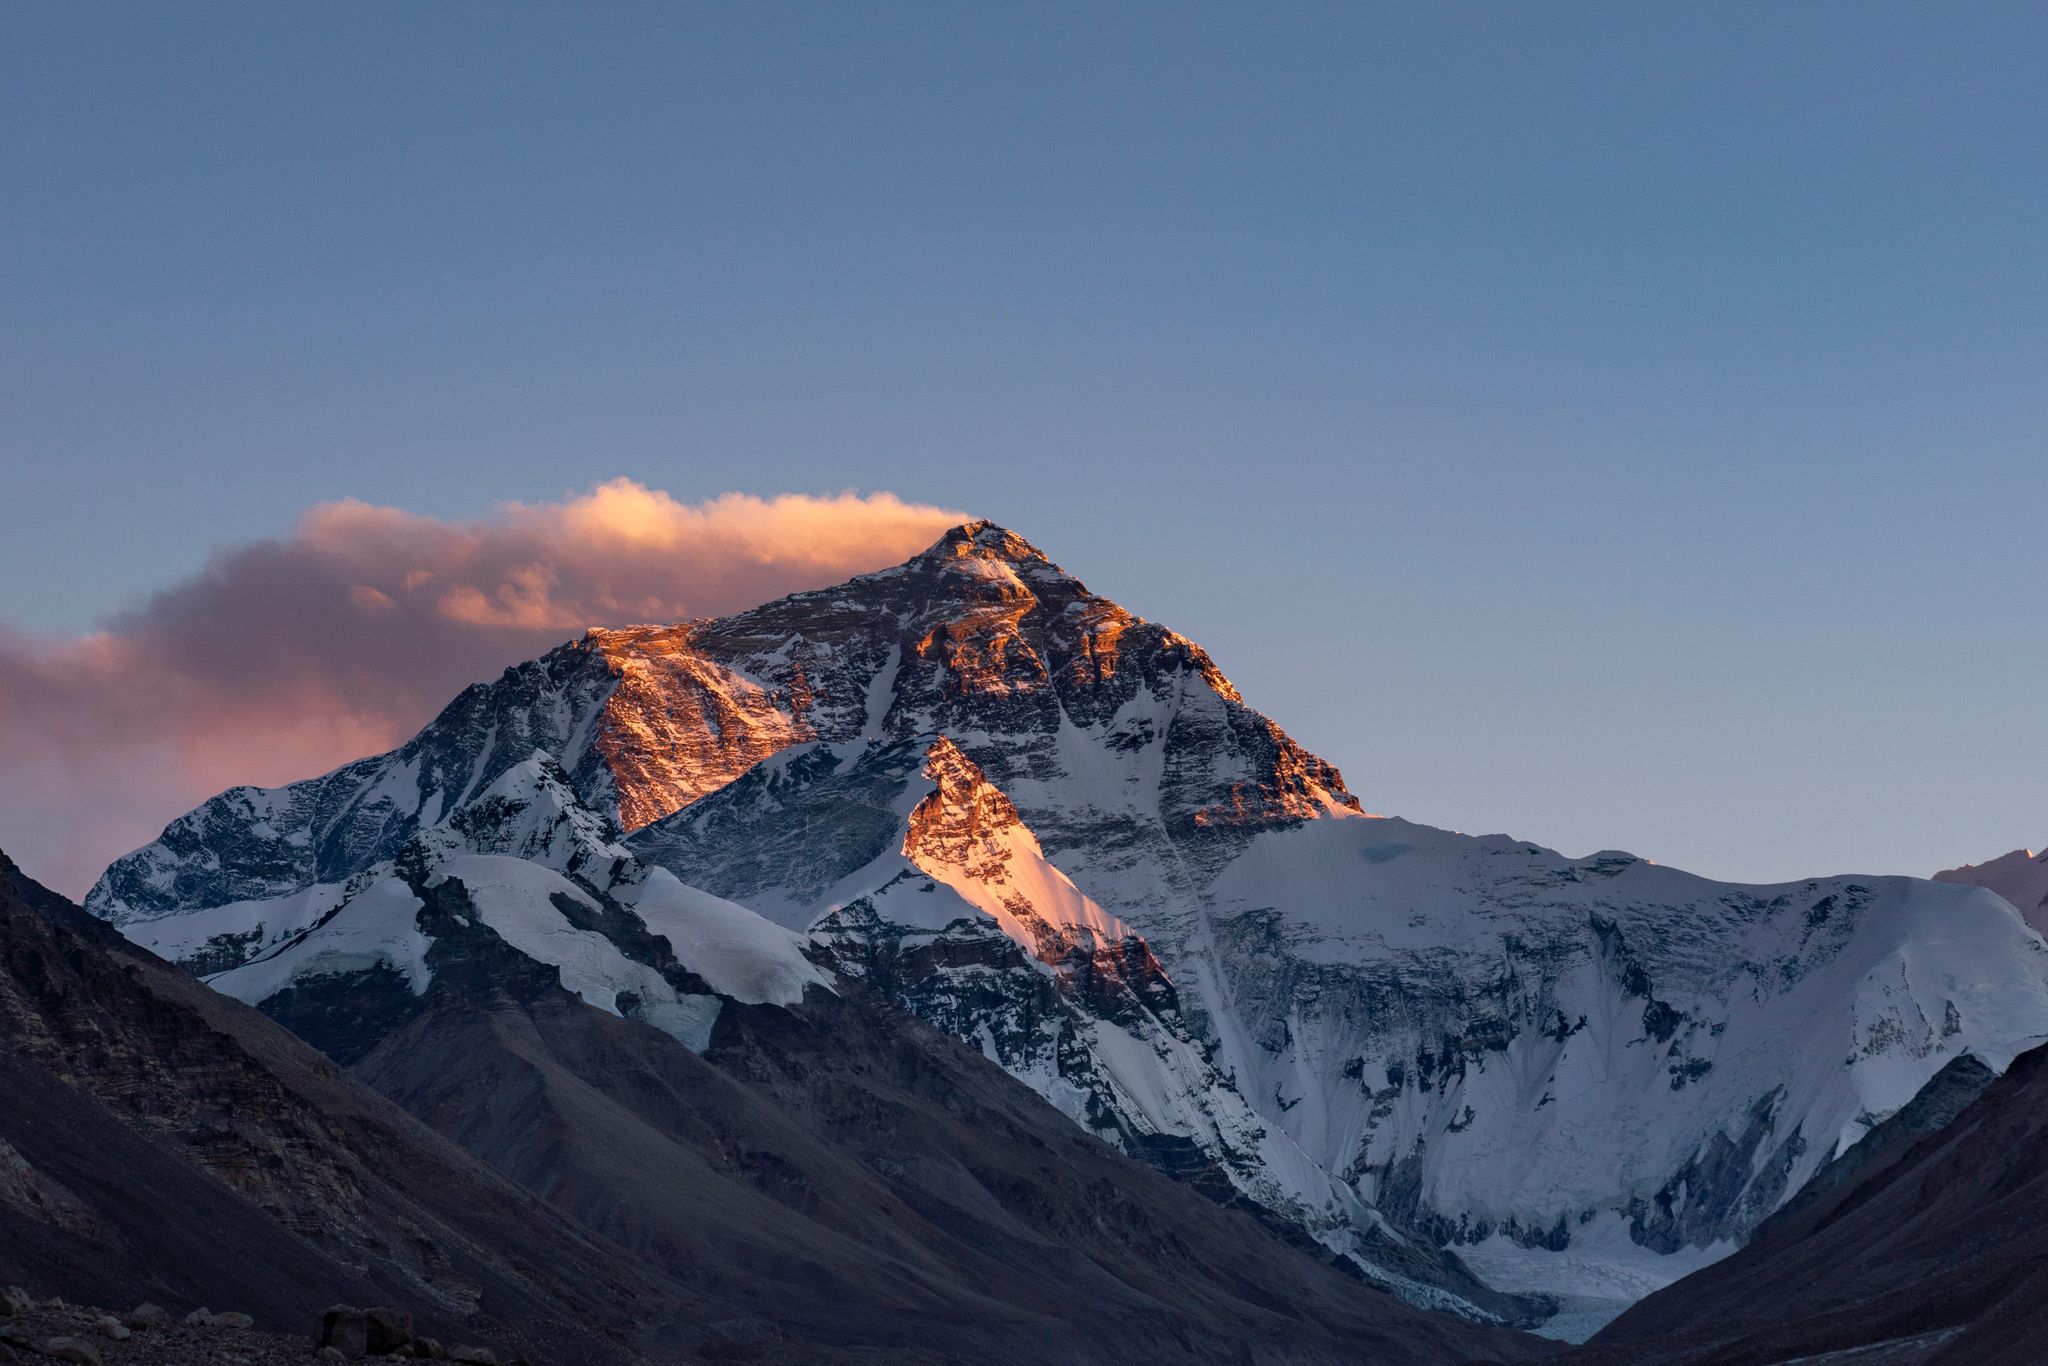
[172,753,819,1063]
[92,521,2048,1329]
[1754,1051,1998,1237]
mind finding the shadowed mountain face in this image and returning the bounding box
[88,521,2048,1334]
[1570,1042,2048,1366]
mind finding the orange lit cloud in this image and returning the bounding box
[0,482,965,897]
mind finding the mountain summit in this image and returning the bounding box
[92,520,1354,919]
[90,522,2048,1338]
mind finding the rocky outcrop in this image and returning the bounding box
[315,1304,435,1358]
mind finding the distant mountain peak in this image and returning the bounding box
[927,517,1050,560]
[904,519,1076,591]
[93,518,2048,1336]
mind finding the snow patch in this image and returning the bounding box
[211,877,433,1003]
[621,868,832,1007]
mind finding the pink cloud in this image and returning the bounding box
[0,482,966,898]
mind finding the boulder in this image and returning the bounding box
[213,1311,254,1329]
[0,1289,29,1316]
[448,1348,499,1365]
[39,1338,104,1366]
[320,1305,370,1357]
[184,1307,215,1325]
[94,1317,129,1341]
[411,1336,446,1359]
[122,1303,169,1328]
[364,1307,415,1354]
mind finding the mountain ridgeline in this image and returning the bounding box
[89,520,2048,1341]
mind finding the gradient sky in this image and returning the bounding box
[3,3,2045,888]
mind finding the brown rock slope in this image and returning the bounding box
[1572,1042,2048,1365]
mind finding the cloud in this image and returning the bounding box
[0,482,966,898]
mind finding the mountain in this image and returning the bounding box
[1571,1040,2048,1365]
[0,848,681,1362]
[92,520,2048,1337]
[1934,845,2048,933]
[7,842,1548,1365]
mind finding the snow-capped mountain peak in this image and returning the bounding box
[116,739,830,1062]
[914,518,1062,575]
[87,522,2048,1336]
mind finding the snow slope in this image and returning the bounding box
[132,755,825,1058]
[621,868,829,1007]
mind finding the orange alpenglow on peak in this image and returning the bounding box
[913,520,1069,575]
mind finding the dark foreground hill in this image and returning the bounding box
[1572,1041,2048,1366]
[0,851,679,1362]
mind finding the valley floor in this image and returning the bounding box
[0,1295,516,1365]
[4,1300,320,1365]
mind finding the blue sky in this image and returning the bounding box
[3,2,2044,883]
